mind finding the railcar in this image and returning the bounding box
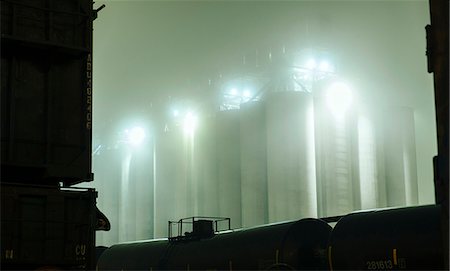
[97,217,332,270]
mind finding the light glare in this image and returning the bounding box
[127,126,146,146]
[319,61,331,72]
[326,82,353,117]
[183,112,198,135]
[306,59,316,70]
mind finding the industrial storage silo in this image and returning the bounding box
[216,110,242,228]
[153,125,186,238]
[194,115,219,217]
[313,84,360,218]
[377,106,419,207]
[130,139,155,241]
[356,104,387,210]
[266,91,317,222]
[93,147,122,246]
[240,101,268,227]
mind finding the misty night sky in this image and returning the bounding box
[92,0,436,203]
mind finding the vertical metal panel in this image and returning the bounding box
[240,102,268,227]
[266,91,317,222]
[1,0,93,50]
[1,0,94,185]
[216,110,242,228]
[1,184,97,270]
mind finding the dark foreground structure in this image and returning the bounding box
[97,205,446,270]
[1,0,108,269]
[1,0,447,270]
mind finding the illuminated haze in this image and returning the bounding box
[92,1,437,245]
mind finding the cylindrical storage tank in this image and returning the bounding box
[377,106,419,207]
[194,115,219,217]
[356,104,387,210]
[216,110,242,228]
[153,126,186,238]
[313,83,360,218]
[93,147,122,246]
[132,138,155,241]
[266,91,317,222]
[97,239,170,270]
[329,205,446,270]
[97,218,332,270]
[240,101,268,227]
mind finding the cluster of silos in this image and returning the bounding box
[149,90,320,236]
[204,91,318,228]
[352,104,419,210]
[93,128,155,245]
[149,89,420,238]
[101,87,420,242]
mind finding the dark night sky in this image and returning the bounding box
[92,0,436,203]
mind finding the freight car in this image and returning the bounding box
[1,0,97,186]
[97,205,447,270]
[329,204,446,270]
[1,0,107,269]
[1,183,97,270]
[97,217,333,270]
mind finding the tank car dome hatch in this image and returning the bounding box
[191,219,215,238]
[97,218,332,270]
[328,204,446,270]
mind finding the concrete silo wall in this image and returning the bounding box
[379,106,419,207]
[130,146,155,241]
[194,115,219,217]
[240,102,268,227]
[266,91,317,222]
[313,86,361,218]
[216,110,242,228]
[153,128,186,238]
[357,110,386,210]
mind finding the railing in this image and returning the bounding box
[168,216,231,242]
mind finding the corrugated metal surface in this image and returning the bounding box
[1,0,92,51]
[1,0,93,185]
[1,183,97,270]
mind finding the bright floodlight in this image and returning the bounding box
[127,126,146,146]
[326,82,353,117]
[306,59,317,70]
[183,112,198,135]
[173,109,179,117]
[319,60,331,73]
[230,88,238,96]
[243,89,251,99]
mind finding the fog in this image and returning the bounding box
[91,0,437,246]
